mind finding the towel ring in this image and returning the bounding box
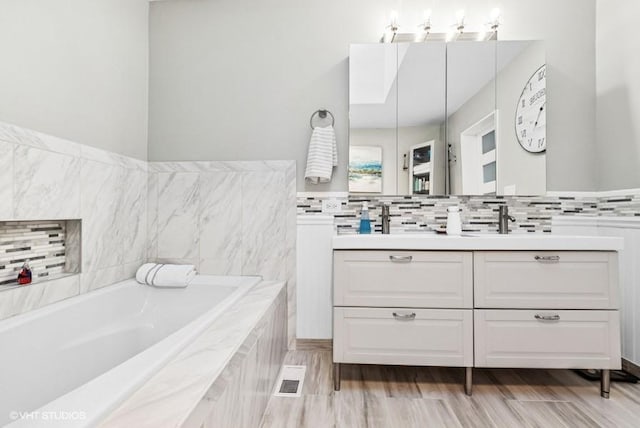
[310,109,335,129]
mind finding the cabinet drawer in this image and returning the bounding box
[474,251,619,309]
[333,251,472,308]
[474,309,621,369]
[333,307,473,366]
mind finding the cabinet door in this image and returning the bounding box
[474,251,619,309]
[334,251,473,308]
[474,309,621,369]
[333,307,473,367]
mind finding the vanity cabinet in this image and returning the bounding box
[474,309,621,369]
[334,307,472,367]
[473,251,621,376]
[333,247,622,398]
[333,250,472,308]
[333,250,475,394]
[474,251,619,309]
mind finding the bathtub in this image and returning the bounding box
[0,274,261,427]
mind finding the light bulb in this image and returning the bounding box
[455,9,465,32]
[489,8,501,30]
[389,10,399,31]
[490,8,501,22]
[421,9,432,32]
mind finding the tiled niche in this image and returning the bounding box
[0,220,81,289]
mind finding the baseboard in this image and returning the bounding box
[622,358,640,378]
[295,339,333,351]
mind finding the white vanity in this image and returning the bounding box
[332,234,623,398]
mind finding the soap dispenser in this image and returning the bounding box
[446,206,462,236]
[359,202,371,234]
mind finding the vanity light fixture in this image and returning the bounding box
[420,9,432,33]
[478,8,501,40]
[413,9,432,42]
[382,9,499,43]
[455,9,466,33]
[446,10,465,42]
[383,10,400,43]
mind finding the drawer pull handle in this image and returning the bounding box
[393,312,416,320]
[389,255,413,263]
[535,314,561,321]
[534,255,560,262]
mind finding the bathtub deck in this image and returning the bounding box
[259,350,640,428]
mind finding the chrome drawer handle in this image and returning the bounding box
[389,255,413,263]
[393,312,416,320]
[534,255,560,262]
[535,313,560,321]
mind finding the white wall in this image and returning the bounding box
[148,0,598,192]
[596,0,640,190]
[0,0,149,160]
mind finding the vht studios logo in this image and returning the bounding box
[9,410,87,421]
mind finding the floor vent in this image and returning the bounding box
[274,365,306,397]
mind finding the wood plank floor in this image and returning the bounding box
[259,351,640,428]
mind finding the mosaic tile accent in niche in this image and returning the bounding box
[297,194,604,234]
[0,221,73,286]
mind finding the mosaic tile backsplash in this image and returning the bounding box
[297,193,640,234]
[0,221,71,286]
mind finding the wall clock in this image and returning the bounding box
[515,64,546,153]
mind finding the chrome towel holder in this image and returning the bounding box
[310,109,335,129]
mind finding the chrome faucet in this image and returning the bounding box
[498,205,516,234]
[381,204,391,234]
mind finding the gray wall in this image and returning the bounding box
[0,0,149,160]
[496,41,547,196]
[149,0,597,192]
[596,0,640,190]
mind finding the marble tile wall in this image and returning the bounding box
[147,161,297,346]
[201,285,287,428]
[0,122,148,320]
[295,193,639,234]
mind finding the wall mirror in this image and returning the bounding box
[349,40,546,196]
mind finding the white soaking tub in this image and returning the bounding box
[0,275,261,427]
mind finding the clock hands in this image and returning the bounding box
[534,102,546,127]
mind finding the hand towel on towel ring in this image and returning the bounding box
[305,110,337,184]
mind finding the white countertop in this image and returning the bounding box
[332,233,624,251]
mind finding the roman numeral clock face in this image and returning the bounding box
[515,64,546,153]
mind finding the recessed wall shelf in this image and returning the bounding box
[0,219,81,291]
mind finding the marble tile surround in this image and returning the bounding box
[0,121,148,320]
[147,160,297,347]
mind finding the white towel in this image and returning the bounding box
[135,263,196,288]
[305,125,338,184]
